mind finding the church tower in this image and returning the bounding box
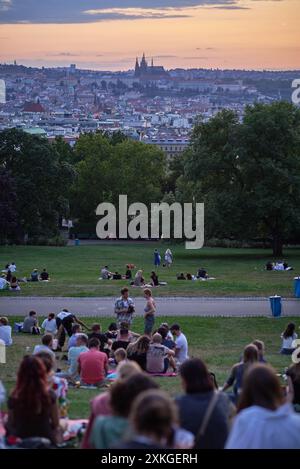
[140,53,148,74]
[134,57,140,77]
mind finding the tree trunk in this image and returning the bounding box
[272,234,283,257]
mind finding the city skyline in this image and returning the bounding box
[0,0,299,71]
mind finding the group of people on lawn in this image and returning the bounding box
[0,262,50,292]
[2,308,300,448]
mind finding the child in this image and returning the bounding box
[107,348,127,380]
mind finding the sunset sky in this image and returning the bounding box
[0,0,299,70]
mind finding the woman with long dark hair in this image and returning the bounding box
[127,335,151,370]
[5,355,60,444]
[281,322,298,355]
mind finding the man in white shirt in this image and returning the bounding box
[170,323,189,365]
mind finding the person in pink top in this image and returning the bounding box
[78,338,108,386]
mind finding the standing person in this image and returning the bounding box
[164,249,173,268]
[143,289,156,336]
[114,288,135,326]
[56,309,89,350]
[154,249,161,268]
[5,355,60,445]
[226,364,300,449]
[280,322,298,355]
[170,324,189,365]
[78,338,108,387]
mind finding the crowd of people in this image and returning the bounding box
[0,293,300,449]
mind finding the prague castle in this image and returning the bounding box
[134,53,169,80]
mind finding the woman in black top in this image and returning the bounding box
[5,355,60,445]
[150,271,159,287]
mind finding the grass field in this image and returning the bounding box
[0,243,300,297]
[1,315,298,418]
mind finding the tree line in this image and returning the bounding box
[1,101,300,255]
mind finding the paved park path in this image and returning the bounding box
[0,296,299,317]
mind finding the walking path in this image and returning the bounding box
[0,296,299,317]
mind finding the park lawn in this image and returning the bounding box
[0,243,300,298]
[1,315,298,419]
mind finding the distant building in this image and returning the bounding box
[134,53,169,80]
[148,137,189,158]
[22,101,45,113]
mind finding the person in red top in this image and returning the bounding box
[78,338,108,386]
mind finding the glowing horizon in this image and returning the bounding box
[0,0,299,71]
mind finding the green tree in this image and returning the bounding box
[0,129,75,241]
[183,102,300,255]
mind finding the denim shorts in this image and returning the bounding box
[144,315,155,334]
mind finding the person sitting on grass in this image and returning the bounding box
[105,322,118,340]
[81,361,142,449]
[56,334,89,384]
[107,348,128,380]
[150,271,159,287]
[40,269,49,281]
[160,322,174,340]
[176,358,232,449]
[78,338,108,387]
[170,324,189,365]
[112,271,122,280]
[117,321,140,342]
[222,344,258,401]
[133,270,145,287]
[197,268,208,279]
[100,266,112,280]
[8,262,17,273]
[115,389,178,449]
[5,355,60,445]
[30,269,39,282]
[125,265,132,280]
[252,339,267,363]
[89,373,159,449]
[33,334,56,359]
[157,326,176,350]
[41,313,57,335]
[146,333,175,374]
[35,352,68,418]
[9,276,20,291]
[225,364,300,449]
[112,328,131,352]
[127,336,151,371]
[67,324,82,350]
[281,322,298,355]
[265,261,274,271]
[0,273,9,290]
[88,323,112,354]
[286,360,300,412]
[177,273,186,280]
[22,310,40,334]
[6,270,12,283]
[0,317,13,346]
